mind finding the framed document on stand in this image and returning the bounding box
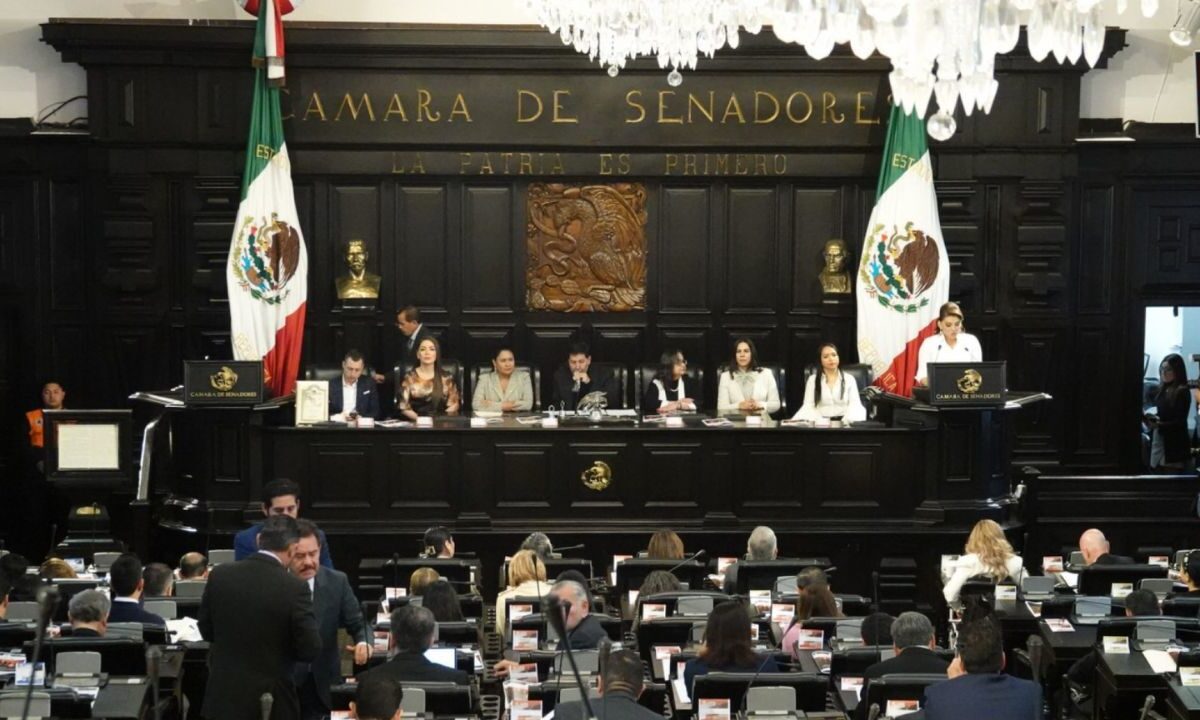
[295,380,329,426]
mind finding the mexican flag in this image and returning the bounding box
[226,5,307,397]
[856,107,949,397]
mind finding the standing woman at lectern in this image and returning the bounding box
[793,343,866,424]
[398,337,460,419]
[915,301,984,386]
[716,338,781,415]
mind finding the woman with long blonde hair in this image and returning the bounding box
[943,519,1026,604]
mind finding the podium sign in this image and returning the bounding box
[928,361,1006,407]
[184,361,264,406]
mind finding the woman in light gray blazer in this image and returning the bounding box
[472,347,533,412]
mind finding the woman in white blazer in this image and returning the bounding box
[793,343,867,424]
[716,338,781,415]
[943,519,1027,605]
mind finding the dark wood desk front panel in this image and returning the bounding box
[261,420,934,529]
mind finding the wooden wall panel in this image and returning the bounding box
[462,185,513,312]
[1078,185,1115,315]
[726,188,777,314]
[658,187,710,313]
[396,185,448,310]
[791,187,843,309]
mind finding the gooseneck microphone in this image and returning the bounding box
[554,544,586,554]
[665,549,707,578]
[544,594,599,720]
[260,692,274,720]
[20,586,60,720]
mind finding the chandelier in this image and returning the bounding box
[523,0,1163,140]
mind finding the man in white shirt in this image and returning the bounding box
[329,349,379,420]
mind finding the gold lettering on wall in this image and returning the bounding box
[552,90,578,124]
[822,91,845,124]
[856,92,881,125]
[658,91,684,124]
[721,94,746,124]
[457,152,566,175]
[384,94,409,122]
[517,90,544,123]
[598,153,632,175]
[391,152,427,174]
[449,93,473,123]
[754,92,780,124]
[785,91,813,124]
[688,92,715,123]
[625,91,646,123]
[417,90,441,122]
[304,92,327,122]
[335,93,376,122]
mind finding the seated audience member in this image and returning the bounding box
[107,553,166,626]
[716,338,780,416]
[557,569,597,610]
[782,568,842,658]
[641,349,698,414]
[684,601,780,692]
[178,552,209,580]
[329,349,380,421]
[646,530,685,561]
[520,532,554,560]
[550,341,621,410]
[1066,589,1159,697]
[1173,551,1200,598]
[553,648,666,720]
[422,580,465,623]
[633,570,683,633]
[1078,528,1133,565]
[472,347,534,413]
[351,673,403,720]
[0,553,36,601]
[356,605,469,686]
[922,618,1040,720]
[0,576,9,622]
[944,519,1028,605]
[496,550,548,632]
[864,612,948,679]
[793,343,867,424]
[143,562,174,598]
[860,612,895,647]
[40,557,78,580]
[398,337,461,419]
[68,589,111,637]
[234,479,333,567]
[547,579,608,650]
[422,526,456,559]
[723,526,779,594]
[409,567,439,597]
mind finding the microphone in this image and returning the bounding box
[867,702,881,720]
[543,594,599,720]
[573,378,581,393]
[665,550,706,578]
[20,586,60,720]
[390,553,401,590]
[147,646,163,720]
[554,544,585,554]
[260,692,274,720]
[871,571,883,667]
[736,646,775,717]
[1138,694,1156,720]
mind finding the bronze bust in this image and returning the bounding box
[335,239,381,299]
[819,238,852,294]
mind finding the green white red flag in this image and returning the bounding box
[856,107,950,397]
[227,2,306,397]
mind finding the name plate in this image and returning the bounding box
[183,361,264,405]
[928,361,1006,407]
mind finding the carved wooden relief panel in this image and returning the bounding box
[525,183,647,312]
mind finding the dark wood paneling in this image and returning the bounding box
[1135,188,1200,288]
[735,442,805,511]
[494,442,554,508]
[791,187,843,309]
[308,443,373,509]
[462,185,512,312]
[726,187,777,313]
[385,442,454,509]
[1078,185,1115,314]
[396,185,448,310]
[658,187,710,313]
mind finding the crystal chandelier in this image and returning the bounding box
[524,0,1163,140]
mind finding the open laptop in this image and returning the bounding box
[1074,596,1112,625]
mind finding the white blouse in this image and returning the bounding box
[793,371,867,423]
[915,332,984,384]
[716,369,781,414]
[943,553,1027,604]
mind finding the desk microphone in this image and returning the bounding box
[573,379,582,393]
[665,550,706,577]
[19,586,60,720]
[737,648,775,717]
[1137,694,1156,720]
[259,692,274,720]
[554,544,586,554]
[867,702,881,720]
[390,553,401,590]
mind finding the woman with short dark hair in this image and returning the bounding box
[642,349,698,414]
[422,580,465,623]
[683,601,779,692]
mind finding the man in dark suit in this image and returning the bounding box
[234,479,332,567]
[858,612,949,718]
[356,604,470,686]
[550,341,622,410]
[328,349,379,420]
[1079,528,1134,565]
[922,617,1040,720]
[290,520,370,720]
[199,515,322,720]
[106,553,166,627]
[553,647,665,720]
[549,579,608,650]
[350,673,403,720]
[67,589,111,638]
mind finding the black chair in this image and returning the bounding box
[436,621,482,646]
[587,361,629,409]
[860,673,948,718]
[381,558,480,589]
[394,360,465,408]
[49,580,101,623]
[1095,616,1200,643]
[34,637,147,676]
[303,364,343,382]
[1163,597,1200,619]
[693,671,828,713]
[469,364,542,412]
[717,364,788,418]
[0,624,36,648]
[634,363,705,414]
[331,681,476,714]
[790,616,865,649]
[1077,564,1168,597]
[830,646,896,677]
[632,591,732,622]
[616,559,708,597]
[734,559,833,595]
